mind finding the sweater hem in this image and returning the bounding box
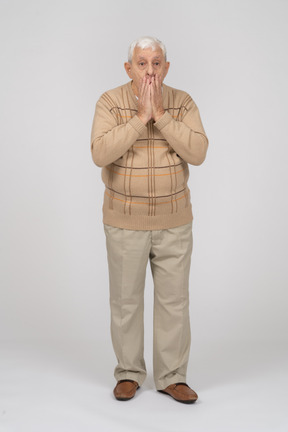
[102,206,193,231]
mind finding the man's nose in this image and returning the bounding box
[146,63,154,76]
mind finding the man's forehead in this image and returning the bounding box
[138,55,161,60]
[133,47,164,60]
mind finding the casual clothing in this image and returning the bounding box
[90,80,208,231]
[90,80,208,389]
[104,222,193,390]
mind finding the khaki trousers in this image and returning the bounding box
[103,222,193,391]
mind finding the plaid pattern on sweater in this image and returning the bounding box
[90,81,208,230]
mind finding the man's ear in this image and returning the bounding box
[124,62,132,78]
[164,61,170,78]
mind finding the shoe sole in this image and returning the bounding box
[158,389,197,404]
[115,396,135,401]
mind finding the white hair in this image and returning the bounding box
[128,36,167,63]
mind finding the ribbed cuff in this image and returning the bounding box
[103,205,193,231]
[129,115,147,135]
[153,111,173,131]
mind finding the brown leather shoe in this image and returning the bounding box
[158,382,198,404]
[113,379,140,401]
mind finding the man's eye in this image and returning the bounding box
[154,63,160,66]
[139,62,145,66]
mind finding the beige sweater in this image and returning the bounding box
[90,80,208,230]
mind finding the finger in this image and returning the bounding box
[140,77,149,101]
[152,76,158,91]
[139,77,145,96]
[153,77,160,99]
[141,78,151,108]
[146,77,153,95]
[150,77,155,97]
[155,74,161,92]
[147,82,152,105]
[142,76,149,96]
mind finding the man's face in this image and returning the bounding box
[124,46,170,95]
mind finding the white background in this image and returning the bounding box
[1,0,287,431]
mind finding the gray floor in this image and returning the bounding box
[1,339,287,432]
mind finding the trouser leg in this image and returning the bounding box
[103,224,150,386]
[149,222,193,390]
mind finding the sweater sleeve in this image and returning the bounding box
[153,95,209,166]
[90,94,147,167]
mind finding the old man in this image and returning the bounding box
[90,36,208,403]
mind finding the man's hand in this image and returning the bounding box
[151,75,165,122]
[137,77,153,124]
